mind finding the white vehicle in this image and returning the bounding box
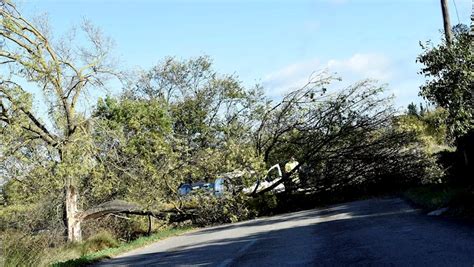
[214,164,285,195]
[242,164,285,194]
[180,165,286,196]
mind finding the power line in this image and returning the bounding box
[452,0,461,25]
[471,1,474,36]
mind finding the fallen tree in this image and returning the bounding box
[254,76,442,195]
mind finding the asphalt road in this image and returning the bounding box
[96,197,474,266]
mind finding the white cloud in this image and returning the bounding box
[263,58,321,96]
[327,53,393,81]
[263,53,394,97]
[262,53,429,110]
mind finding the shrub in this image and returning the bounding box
[187,193,252,227]
[404,185,460,210]
[82,215,154,242]
[80,231,119,256]
[2,231,52,267]
[0,205,34,232]
[0,198,65,241]
[448,187,474,215]
[246,193,278,216]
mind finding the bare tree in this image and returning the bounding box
[254,74,440,195]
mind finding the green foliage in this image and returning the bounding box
[88,97,173,208]
[0,198,64,234]
[0,204,35,231]
[404,184,474,217]
[404,185,461,210]
[92,57,266,206]
[2,231,59,267]
[247,193,279,216]
[406,102,428,117]
[395,107,450,154]
[417,24,473,138]
[2,226,193,267]
[1,1,120,242]
[407,102,419,117]
[82,214,157,242]
[186,193,252,226]
[80,231,119,256]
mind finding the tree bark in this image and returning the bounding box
[440,0,453,47]
[66,185,82,242]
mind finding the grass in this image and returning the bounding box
[403,185,462,210]
[403,184,474,219]
[52,226,194,267]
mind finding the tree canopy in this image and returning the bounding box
[417,24,473,139]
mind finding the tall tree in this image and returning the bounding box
[417,24,473,172]
[417,24,473,139]
[0,1,116,241]
[129,56,267,188]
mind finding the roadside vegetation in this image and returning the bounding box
[0,1,472,266]
[3,226,193,266]
[402,24,473,216]
[404,186,462,210]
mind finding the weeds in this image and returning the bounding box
[80,231,119,256]
[53,226,193,266]
[2,231,54,267]
[403,185,461,210]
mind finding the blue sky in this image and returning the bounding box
[21,0,472,109]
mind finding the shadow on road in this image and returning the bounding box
[96,198,474,266]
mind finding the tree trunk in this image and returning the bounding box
[147,214,152,236]
[66,185,82,242]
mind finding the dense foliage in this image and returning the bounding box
[417,24,473,139]
[417,24,474,183]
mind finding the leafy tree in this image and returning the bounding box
[128,56,267,189]
[418,24,474,178]
[417,24,473,139]
[0,1,117,241]
[87,57,267,222]
[88,97,173,209]
[407,102,419,117]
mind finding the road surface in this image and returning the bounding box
[96,197,474,266]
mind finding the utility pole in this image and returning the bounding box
[471,3,474,36]
[440,0,453,47]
